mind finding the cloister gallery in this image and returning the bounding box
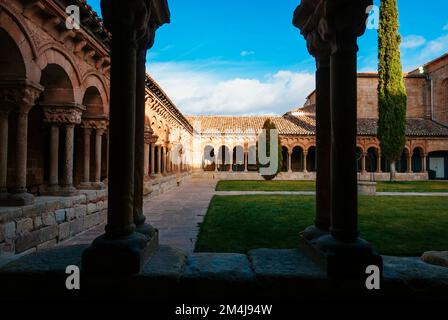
[0,0,447,300]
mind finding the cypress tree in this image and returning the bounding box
[378,0,407,180]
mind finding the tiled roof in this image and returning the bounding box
[187,115,448,137]
[358,118,448,137]
[187,115,316,135]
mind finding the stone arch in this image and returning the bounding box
[232,145,244,172]
[82,72,109,113]
[203,145,215,171]
[82,86,104,116]
[411,146,425,173]
[291,146,304,172]
[0,28,26,80]
[0,6,39,81]
[37,45,82,103]
[39,64,75,104]
[366,146,379,173]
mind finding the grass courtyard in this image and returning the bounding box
[195,195,448,256]
[215,180,448,193]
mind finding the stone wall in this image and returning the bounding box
[0,189,107,255]
[144,173,191,198]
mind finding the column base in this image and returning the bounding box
[300,234,382,282]
[302,225,329,241]
[78,182,93,189]
[57,185,79,196]
[1,192,35,206]
[82,230,158,275]
[79,182,105,190]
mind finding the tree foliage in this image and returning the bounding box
[377,0,407,170]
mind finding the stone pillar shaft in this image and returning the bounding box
[95,130,103,182]
[329,45,359,242]
[14,111,29,193]
[376,153,382,173]
[422,155,427,173]
[287,152,292,172]
[157,145,161,175]
[315,58,331,232]
[144,143,150,176]
[49,125,60,187]
[83,128,92,183]
[303,151,308,173]
[62,124,75,188]
[150,144,155,176]
[0,111,9,192]
[361,153,367,173]
[407,153,412,173]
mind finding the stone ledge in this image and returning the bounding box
[0,246,447,300]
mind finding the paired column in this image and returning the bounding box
[303,151,308,173]
[244,151,248,172]
[150,144,156,177]
[376,152,382,173]
[287,151,292,172]
[361,153,367,174]
[406,151,412,173]
[144,143,150,176]
[94,129,104,185]
[0,109,11,195]
[82,127,92,187]
[157,145,162,175]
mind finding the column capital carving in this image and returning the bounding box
[42,103,86,125]
[0,80,44,113]
[81,115,109,130]
[145,131,158,144]
[293,0,372,54]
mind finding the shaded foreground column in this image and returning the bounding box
[83,0,170,275]
[303,57,331,240]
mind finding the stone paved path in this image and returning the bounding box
[61,178,217,254]
[59,179,448,254]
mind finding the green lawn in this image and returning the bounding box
[195,195,448,256]
[215,180,448,193]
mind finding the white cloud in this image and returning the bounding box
[146,61,314,115]
[401,35,426,49]
[240,50,255,57]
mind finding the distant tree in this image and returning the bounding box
[258,119,282,181]
[377,0,407,181]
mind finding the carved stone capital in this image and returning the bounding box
[81,115,109,130]
[0,80,44,113]
[42,103,86,125]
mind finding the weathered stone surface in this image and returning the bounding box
[39,226,58,244]
[87,203,97,214]
[15,231,40,253]
[37,239,57,251]
[54,209,66,223]
[248,248,325,279]
[58,222,70,241]
[66,208,76,220]
[33,216,43,230]
[183,253,254,282]
[383,256,448,290]
[84,213,100,229]
[1,245,86,273]
[74,205,87,218]
[42,212,56,226]
[1,222,16,240]
[421,251,448,268]
[142,245,187,279]
[16,218,33,234]
[69,218,84,236]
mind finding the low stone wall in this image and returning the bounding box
[144,172,190,198]
[197,170,428,181]
[0,190,108,255]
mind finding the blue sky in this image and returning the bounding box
[87,0,448,115]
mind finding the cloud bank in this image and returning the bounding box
[147,61,315,116]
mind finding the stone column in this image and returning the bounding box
[144,143,150,176]
[83,0,168,275]
[94,129,104,185]
[81,127,92,187]
[60,124,77,195]
[229,150,233,172]
[49,124,60,189]
[287,151,292,172]
[157,145,162,175]
[361,152,367,174]
[0,109,10,195]
[244,152,248,172]
[422,154,427,173]
[407,152,412,173]
[215,149,219,172]
[133,30,156,239]
[150,144,155,177]
[163,146,167,174]
[303,150,308,173]
[376,153,382,173]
